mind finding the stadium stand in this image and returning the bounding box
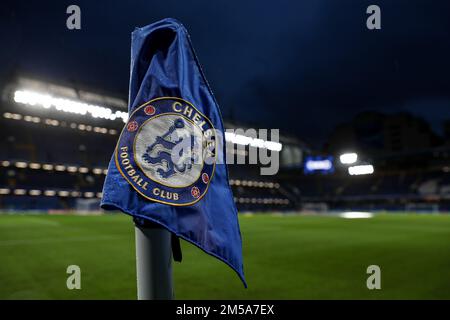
[0,77,295,212]
[1,77,449,213]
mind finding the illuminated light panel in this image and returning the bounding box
[29,189,41,196]
[0,188,103,198]
[235,197,289,205]
[340,153,358,165]
[14,189,26,195]
[78,167,89,173]
[15,162,27,168]
[228,179,278,189]
[29,163,41,169]
[2,160,109,176]
[44,190,56,196]
[305,158,333,171]
[42,164,54,170]
[224,132,282,151]
[14,89,128,122]
[21,115,41,123]
[58,191,69,197]
[339,211,374,219]
[4,111,117,136]
[44,119,59,126]
[348,164,374,176]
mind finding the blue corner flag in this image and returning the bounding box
[101,18,246,287]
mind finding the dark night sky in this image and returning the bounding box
[2,0,450,146]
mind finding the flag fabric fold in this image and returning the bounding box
[101,18,246,287]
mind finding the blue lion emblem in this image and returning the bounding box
[142,118,197,178]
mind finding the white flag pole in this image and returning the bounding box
[135,222,173,300]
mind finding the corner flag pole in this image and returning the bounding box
[134,221,173,300]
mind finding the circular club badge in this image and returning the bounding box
[115,97,216,206]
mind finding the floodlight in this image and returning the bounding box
[339,152,358,164]
[348,164,374,175]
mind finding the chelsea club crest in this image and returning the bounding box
[115,97,216,206]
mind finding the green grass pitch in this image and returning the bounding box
[0,213,449,299]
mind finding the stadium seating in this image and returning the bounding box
[2,97,449,213]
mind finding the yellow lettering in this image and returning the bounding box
[193,113,201,123]
[152,188,179,200]
[172,101,183,112]
[197,120,206,129]
[183,106,193,118]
